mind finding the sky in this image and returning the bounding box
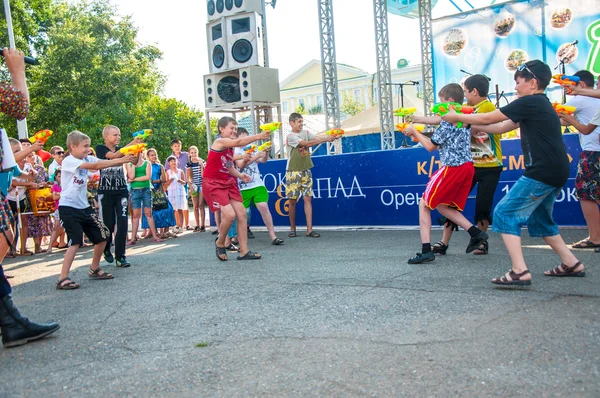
[112,0,506,109]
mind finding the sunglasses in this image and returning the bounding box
[55,151,65,156]
[517,64,538,82]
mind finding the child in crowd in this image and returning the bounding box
[47,169,65,254]
[442,60,585,285]
[285,113,338,238]
[56,131,134,290]
[402,83,489,265]
[165,155,187,234]
[48,146,64,182]
[186,146,206,232]
[203,116,269,261]
[142,149,177,238]
[166,139,191,230]
[234,128,283,245]
[25,152,52,253]
[126,152,163,243]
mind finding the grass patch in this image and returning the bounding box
[195,342,209,348]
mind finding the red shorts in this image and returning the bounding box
[423,162,474,211]
[202,178,243,212]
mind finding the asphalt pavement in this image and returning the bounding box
[1,227,598,397]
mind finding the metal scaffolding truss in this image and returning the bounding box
[373,0,395,150]
[317,0,342,155]
[418,0,435,116]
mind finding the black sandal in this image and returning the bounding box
[306,231,321,238]
[544,262,586,277]
[473,241,489,255]
[288,231,297,238]
[271,237,284,245]
[88,267,113,280]
[226,243,239,252]
[215,243,227,261]
[237,251,262,260]
[56,277,80,290]
[492,270,531,286]
[432,241,448,255]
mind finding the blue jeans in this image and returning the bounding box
[130,188,152,210]
[493,176,561,237]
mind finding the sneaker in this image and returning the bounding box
[466,231,489,253]
[115,257,131,268]
[407,252,435,264]
[103,250,114,264]
[247,227,255,239]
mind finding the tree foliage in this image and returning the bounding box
[341,92,365,117]
[0,0,210,161]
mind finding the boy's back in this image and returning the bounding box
[430,121,473,166]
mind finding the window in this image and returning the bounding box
[282,101,288,113]
[316,95,323,107]
[298,98,306,110]
[354,89,362,104]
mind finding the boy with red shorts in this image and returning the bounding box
[403,83,489,264]
[202,116,269,261]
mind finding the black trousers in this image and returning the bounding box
[99,191,129,259]
[0,265,11,298]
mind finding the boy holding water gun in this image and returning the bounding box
[402,83,488,265]
[442,60,585,286]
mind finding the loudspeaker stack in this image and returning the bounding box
[204,0,280,108]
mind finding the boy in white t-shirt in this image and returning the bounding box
[560,70,600,250]
[56,131,134,290]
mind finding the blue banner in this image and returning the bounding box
[251,134,584,227]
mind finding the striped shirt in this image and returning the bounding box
[187,161,203,185]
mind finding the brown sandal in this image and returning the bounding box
[492,270,532,286]
[544,262,586,277]
[88,267,113,280]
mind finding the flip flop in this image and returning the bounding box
[305,231,321,238]
[237,251,262,260]
[288,231,297,238]
[271,237,284,245]
[215,242,227,261]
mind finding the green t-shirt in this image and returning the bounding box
[471,100,503,168]
[286,131,315,172]
[131,161,151,189]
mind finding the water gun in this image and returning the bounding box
[258,141,272,152]
[119,143,147,156]
[396,123,425,142]
[552,102,576,115]
[393,107,417,117]
[326,128,345,137]
[29,129,53,144]
[132,129,152,140]
[431,102,474,128]
[260,122,282,134]
[552,74,580,93]
[243,144,256,154]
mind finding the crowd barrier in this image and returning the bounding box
[249,133,585,228]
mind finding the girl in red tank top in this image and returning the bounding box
[202,116,269,262]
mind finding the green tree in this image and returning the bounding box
[341,92,364,117]
[308,104,322,115]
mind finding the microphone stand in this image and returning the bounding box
[386,81,418,147]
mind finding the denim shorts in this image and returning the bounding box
[493,176,561,237]
[130,188,152,210]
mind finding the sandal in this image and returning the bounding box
[271,237,284,245]
[88,267,114,280]
[544,262,586,277]
[492,270,532,286]
[152,238,164,243]
[200,226,206,232]
[473,241,489,255]
[571,239,600,249]
[226,243,239,252]
[432,241,448,255]
[56,277,80,290]
[305,231,321,238]
[237,251,262,260]
[215,243,227,261]
[193,226,200,232]
[288,231,297,238]
[6,251,16,259]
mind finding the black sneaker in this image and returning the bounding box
[407,252,435,264]
[115,257,131,267]
[103,250,114,264]
[247,227,255,239]
[466,231,489,253]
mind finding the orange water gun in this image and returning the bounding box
[396,123,425,142]
[552,102,576,115]
[243,144,256,154]
[326,128,345,137]
[119,143,147,156]
[29,129,53,144]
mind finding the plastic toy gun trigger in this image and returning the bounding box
[29,129,53,144]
